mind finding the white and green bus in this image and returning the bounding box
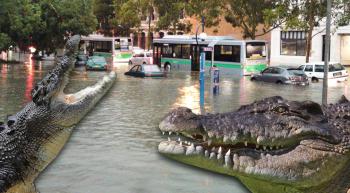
[81,34,133,64]
[152,35,268,75]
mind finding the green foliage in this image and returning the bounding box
[0,0,97,54]
[0,33,11,52]
[93,0,117,35]
[155,0,186,32]
[224,0,276,39]
[185,0,224,28]
[112,0,142,36]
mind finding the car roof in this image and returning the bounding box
[304,62,341,65]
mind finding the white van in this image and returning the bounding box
[298,62,348,82]
[129,51,153,65]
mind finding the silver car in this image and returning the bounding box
[251,67,309,85]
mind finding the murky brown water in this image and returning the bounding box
[0,58,349,193]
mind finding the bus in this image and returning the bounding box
[152,35,268,75]
[81,34,133,63]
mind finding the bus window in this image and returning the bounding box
[163,44,173,58]
[246,42,266,59]
[174,45,181,58]
[182,45,190,59]
[214,45,240,62]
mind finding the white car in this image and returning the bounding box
[298,62,348,82]
[129,51,153,65]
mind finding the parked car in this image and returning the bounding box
[251,67,309,85]
[298,62,348,82]
[86,56,108,70]
[124,64,164,78]
[75,54,88,66]
[128,51,153,65]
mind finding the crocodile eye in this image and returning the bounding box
[273,106,288,113]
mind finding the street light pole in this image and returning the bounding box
[322,0,331,105]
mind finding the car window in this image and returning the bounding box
[274,68,284,74]
[315,65,324,72]
[130,65,139,72]
[329,63,345,72]
[297,65,305,70]
[304,65,313,72]
[133,53,144,57]
[262,68,273,74]
[288,70,305,76]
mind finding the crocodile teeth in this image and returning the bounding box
[179,141,182,145]
[162,132,165,135]
[210,152,216,159]
[217,152,223,160]
[218,146,222,154]
[169,132,172,135]
[263,146,267,150]
[245,141,248,147]
[177,138,181,142]
[225,149,231,156]
[205,150,209,157]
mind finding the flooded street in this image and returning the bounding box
[0,60,349,193]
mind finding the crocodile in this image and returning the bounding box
[158,96,350,193]
[0,35,116,193]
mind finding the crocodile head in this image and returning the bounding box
[158,96,350,193]
[0,35,116,193]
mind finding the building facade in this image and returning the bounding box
[270,23,350,67]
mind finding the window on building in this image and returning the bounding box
[280,31,306,56]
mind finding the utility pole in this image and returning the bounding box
[322,0,331,105]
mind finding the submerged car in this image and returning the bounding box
[124,64,164,78]
[298,62,348,82]
[251,67,309,85]
[86,56,108,70]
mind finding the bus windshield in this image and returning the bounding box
[246,42,266,59]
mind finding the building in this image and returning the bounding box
[132,13,270,50]
[270,22,350,67]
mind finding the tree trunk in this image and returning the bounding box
[305,26,313,63]
[305,0,315,63]
[147,9,152,50]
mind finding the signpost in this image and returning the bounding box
[200,52,205,110]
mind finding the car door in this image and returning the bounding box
[314,64,324,79]
[261,67,274,82]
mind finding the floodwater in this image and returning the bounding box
[0,58,349,193]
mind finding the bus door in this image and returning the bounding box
[191,45,200,71]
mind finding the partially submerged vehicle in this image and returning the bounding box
[124,64,164,78]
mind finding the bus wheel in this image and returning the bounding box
[311,77,319,82]
[165,63,171,71]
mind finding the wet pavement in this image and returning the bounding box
[0,59,349,193]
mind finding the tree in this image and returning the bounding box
[93,0,115,35]
[224,0,282,40]
[154,0,187,33]
[112,0,141,36]
[185,0,224,29]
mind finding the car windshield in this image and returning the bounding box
[143,65,160,72]
[288,69,305,76]
[91,57,105,63]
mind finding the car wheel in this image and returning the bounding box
[311,77,319,82]
[276,80,283,84]
[250,77,256,81]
